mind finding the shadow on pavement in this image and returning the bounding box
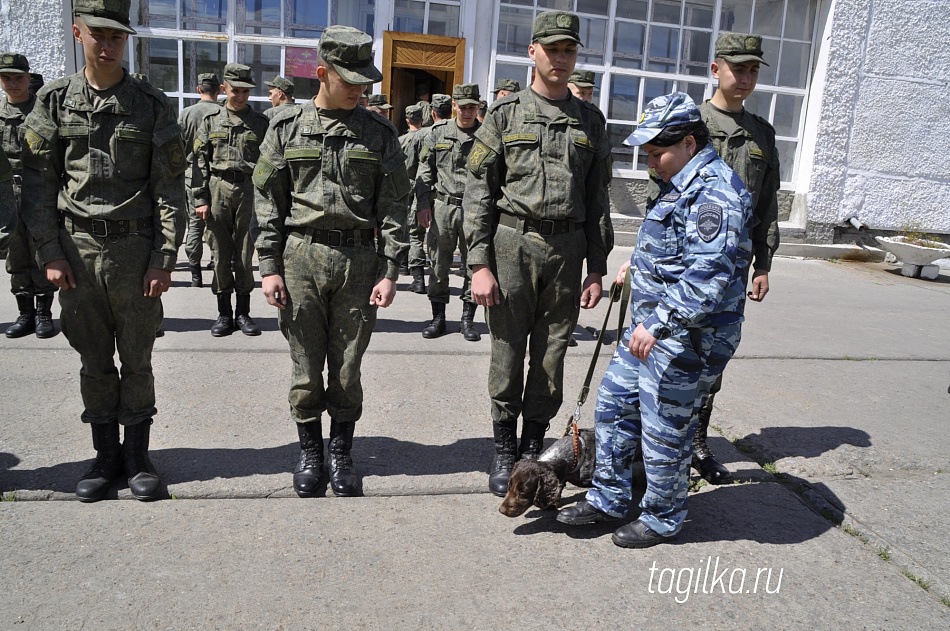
[736,426,872,461]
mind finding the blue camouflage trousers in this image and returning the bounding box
[585,321,741,535]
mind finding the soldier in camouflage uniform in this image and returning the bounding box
[415,84,433,128]
[178,72,222,288]
[192,63,269,337]
[263,75,296,120]
[366,93,393,119]
[1,52,58,339]
[417,83,483,342]
[253,25,410,498]
[557,93,752,548]
[399,103,428,294]
[491,78,520,101]
[0,149,14,251]
[464,11,613,497]
[20,0,185,502]
[567,69,595,103]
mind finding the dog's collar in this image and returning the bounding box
[568,432,586,476]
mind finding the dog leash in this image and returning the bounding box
[560,268,631,468]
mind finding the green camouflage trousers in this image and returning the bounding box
[485,223,586,426]
[5,183,55,297]
[279,234,379,424]
[58,226,162,426]
[205,176,255,295]
[183,185,206,268]
[427,199,470,305]
[407,198,427,269]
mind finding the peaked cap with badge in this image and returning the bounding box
[492,78,520,94]
[452,83,480,106]
[367,93,393,109]
[223,63,255,88]
[532,10,582,46]
[568,70,595,87]
[320,25,383,85]
[265,75,295,96]
[0,52,29,74]
[198,72,219,87]
[714,32,770,66]
[624,92,702,147]
[73,0,136,35]
[431,93,452,108]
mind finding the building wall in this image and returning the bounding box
[803,0,950,242]
[0,0,69,81]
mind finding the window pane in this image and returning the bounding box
[502,0,532,6]
[773,93,804,137]
[784,0,817,40]
[242,0,281,35]
[428,3,461,37]
[184,0,227,32]
[607,74,640,120]
[493,62,531,88]
[608,123,636,170]
[643,77,674,106]
[137,0,177,28]
[617,1,648,20]
[647,26,679,73]
[756,37,780,84]
[678,81,707,105]
[497,7,533,55]
[776,139,796,181]
[393,0,425,34]
[285,47,321,99]
[135,38,179,93]
[236,43,281,96]
[577,0,609,15]
[578,16,607,64]
[613,21,645,69]
[685,0,715,28]
[743,90,771,119]
[289,0,327,37]
[539,0,573,9]
[752,0,784,37]
[184,40,227,92]
[332,0,375,33]
[778,40,810,88]
[680,29,710,76]
[652,0,683,25]
[720,0,753,33]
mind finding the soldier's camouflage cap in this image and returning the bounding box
[453,83,480,106]
[368,93,393,109]
[0,52,29,74]
[492,78,520,94]
[532,11,582,46]
[265,75,295,96]
[405,103,423,118]
[624,92,701,146]
[320,25,382,85]
[223,63,255,88]
[74,0,136,35]
[431,94,452,108]
[568,70,595,87]
[198,72,219,86]
[715,32,770,66]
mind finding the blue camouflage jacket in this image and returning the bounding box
[634,143,753,338]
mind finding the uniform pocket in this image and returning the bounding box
[113,126,152,181]
[286,146,323,191]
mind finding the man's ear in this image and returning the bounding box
[710,60,721,79]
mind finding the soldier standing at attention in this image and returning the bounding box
[464,11,613,496]
[416,83,482,342]
[20,0,185,502]
[253,25,410,498]
[177,72,222,288]
[491,78,520,101]
[567,70,595,103]
[263,75,296,120]
[400,103,428,294]
[192,64,269,337]
[1,52,58,339]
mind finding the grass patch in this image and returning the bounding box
[1,492,16,502]
[942,596,950,608]
[762,462,777,474]
[878,546,891,561]
[901,570,931,590]
[689,478,708,492]
[842,524,869,544]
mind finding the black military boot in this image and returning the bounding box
[691,394,733,485]
[75,421,123,502]
[327,420,360,497]
[190,264,203,288]
[460,302,480,342]
[5,295,36,338]
[519,421,548,461]
[234,294,261,336]
[122,419,162,501]
[408,266,427,294]
[34,294,56,339]
[422,301,446,338]
[293,421,324,498]
[488,420,518,497]
[211,293,234,337]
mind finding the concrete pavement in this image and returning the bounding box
[1,248,949,629]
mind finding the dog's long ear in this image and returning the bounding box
[533,466,563,509]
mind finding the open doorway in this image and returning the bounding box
[381,31,465,134]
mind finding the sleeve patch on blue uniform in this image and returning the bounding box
[697,203,723,242]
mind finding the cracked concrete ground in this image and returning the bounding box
[1,248,949,629]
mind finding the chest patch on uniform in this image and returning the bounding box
[660,191,680,202]
[434,142,452,150]
[749,147,765,159]
[697,203,723,242]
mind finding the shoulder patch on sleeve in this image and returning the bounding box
[253,156,278,191]
[387,162,412,200]
[21,127,50,169]
[467,140,495,176]
[697,203,723,243]
[162,136,187,176]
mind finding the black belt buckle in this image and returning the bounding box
[12,174,22,185]
[327,229,344,247]
[538,219,556,236]
[91,218,110,238]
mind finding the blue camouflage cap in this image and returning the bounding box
[624,92,701,146]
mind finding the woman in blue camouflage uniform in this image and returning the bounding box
[557,93,753,548]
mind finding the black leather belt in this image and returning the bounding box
[214,170,246,183]
[498,212,578,237]
[65,214,150,238]
[289,227,375,247]
[436,192,464,206]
